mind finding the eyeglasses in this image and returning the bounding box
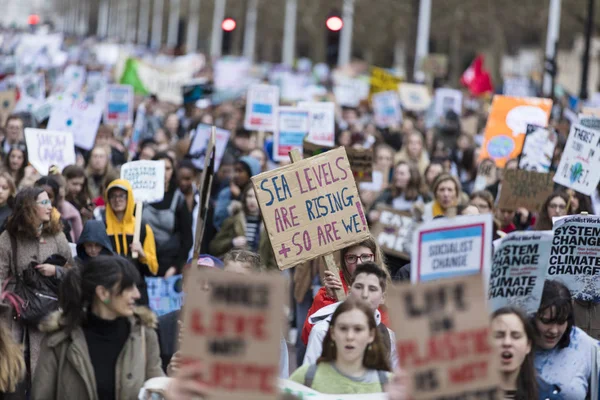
[344,253,374,264]
[36,199,51,206]
[548,203,566,210]
[109,193,127,201]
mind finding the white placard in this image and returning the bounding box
[372,91,402,128]
[188,124,231,171]
[120,160,166,203]
[24,128,76,175]
[411,214,493,284]
[298,101,335,147]
[47,96,103,151]
[54,64,86,95]
[244,84,279,132]
[273,107,310,162]
[434,88,463,118]
[553,123,600,195]
[104,84,134,125]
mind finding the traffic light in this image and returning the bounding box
[28,14,40,26]
[326,12,342,65]
[221,17,236,55]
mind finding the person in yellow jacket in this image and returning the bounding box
[96,179,158,305]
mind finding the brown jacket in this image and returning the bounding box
[31,307,164,400]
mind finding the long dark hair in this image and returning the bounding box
[153,152,177,193]
[319,298,391,371]
[534,191,570,231]
[63,164,93,209]
[6,187,63,238]
[3,142,28,186]
[534,280,574,349]
[390,161,424,201]
[59,256,141,332]
[492,307,539,400]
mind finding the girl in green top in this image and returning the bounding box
[290,297,392,394]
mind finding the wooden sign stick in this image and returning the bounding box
[289,149,346,301]
[132,201,143,259]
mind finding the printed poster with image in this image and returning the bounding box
[273,107,310,162]
[104,84,134,125]
[47,96,103,151]
[518,124,557,173]
[433,88,463,119]
[244,84,279,132]
[411,214,493,284]
[371,91,402,128]
[188,124,230,171]
[553,123,600,196]
[480,95,553,168]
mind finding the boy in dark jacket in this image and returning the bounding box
[75,220,115,264]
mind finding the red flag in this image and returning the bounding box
[461,55,493,96]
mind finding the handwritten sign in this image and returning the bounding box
[411,214,493,283]
[188,124,230,171]
[24,128,76,174]
[372,91,402,128]
[47,97,103,151]
[497,169,555,212]
[180,268,285,400]
[554,123,600,195]
[244,84,279,132]
[104,84,134,125]
[370,205,413,259]
[252,147,370,270]
[549,215,600,302]
[302,142,373,183]
[145,275,184,316]
[518,124,557,173]
[120,160,166,203]
[388,275,500,399]
[273,107,310,162]
[298,101,335,147]
[489,231,552,314]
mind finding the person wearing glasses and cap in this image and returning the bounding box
[95,179,158,305]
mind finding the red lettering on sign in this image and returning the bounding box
[448,361,489,384]
[189,310,267,340]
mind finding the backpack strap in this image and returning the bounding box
[304,364,318,388]
[377,370,389,388]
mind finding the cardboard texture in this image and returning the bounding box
[518,125,557,173]
[497,169,555,212]
[421,54,449,77]
[369,205,413,258]
[387,274,500,399]
[0,89,16,126]
[553,123,600,196]
[24,128,76,175]
[399,83,432,112]
[252,147,370,270]
[120,160,166,203]
[411,214,493,284]
[479,95,553,168]
[345,147,374,183]
[303,140,332,158]
[489,231,552,314]
[460,115,479,136]
[180,268,286,400]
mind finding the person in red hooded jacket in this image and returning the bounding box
[300,235,391,346]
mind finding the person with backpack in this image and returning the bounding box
[0,187,73,383]
[290,297,392,394]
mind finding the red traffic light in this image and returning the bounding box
[28,14,40,25]
[326,16,343,32]
[221,18,236,32]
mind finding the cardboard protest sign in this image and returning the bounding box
[145,274,183,316]
[549,215,600,301]
[480,95,553,168]
[252,147,370,270]
[518,124,557,173]
[273,107,310,162]
[345,147,373,183]
[489,231,552,314]
[433,88,462,119]
[298,101,335,147]
[0,90,16,126]
[47,97,103,151]
[554,123,600,195]
[244,84,279,132]
[369,205,413,258]
[302,140,332,158]
[497,169,555,212]
[421,53,449,77]
[399,83,432,112]
[104,84,134,125]
[411,214,493,283]
[188,124,230,172]
[388,274,500,399]
[180,267,286,400]
[24,128,76,174]
[372,91,402,128]
[369,66,401,96]
[460,115,479,136]
[120,160,166,203]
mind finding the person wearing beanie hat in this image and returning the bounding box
[213,155,261,231]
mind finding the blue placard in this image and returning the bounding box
[145,274,184,316]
